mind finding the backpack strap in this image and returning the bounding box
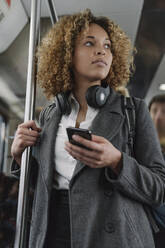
[121,95,160,233]
[121,95,136,156]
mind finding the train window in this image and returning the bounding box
[0,114,6,171]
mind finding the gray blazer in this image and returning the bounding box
[19,89,165,248]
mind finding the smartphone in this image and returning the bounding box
[66,127,92,150]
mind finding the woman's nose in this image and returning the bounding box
[95,47,105,55]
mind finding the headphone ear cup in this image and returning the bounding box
[56,93,71,115]
[86,85,99,108]
[86,84,110,108]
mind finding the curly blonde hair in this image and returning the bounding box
[37,9,134,99]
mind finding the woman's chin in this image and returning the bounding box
[89,74,107,82]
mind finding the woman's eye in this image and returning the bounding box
[85,41,93,47]
[104,43,111,49]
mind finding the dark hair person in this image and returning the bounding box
[149,95,165,247]
[11,9,165,248]
[149,94,165,159]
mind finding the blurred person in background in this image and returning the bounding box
[149,94,165,248]
[149,94,165,160]
[0,173,19,247]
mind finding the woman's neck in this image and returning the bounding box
[73,86,88,128]
[73,87,87,111]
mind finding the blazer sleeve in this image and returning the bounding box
[10,101,56,177]
[10,105,47,178]
[105,98,165,207]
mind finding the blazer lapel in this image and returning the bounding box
[35,102,62,190]
[72,89,125,179]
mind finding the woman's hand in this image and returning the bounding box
[11,121,41,166]
[65,134,122,174]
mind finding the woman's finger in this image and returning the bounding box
[17,134,38,143]
[65,145,102,167]
[19,120,41,132]
[65,141,102,160]
[91,135,107,143]
[71,135,103,152]
[17,128,40,138]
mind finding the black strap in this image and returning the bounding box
[121,95,136,156]
[121,95,160,233]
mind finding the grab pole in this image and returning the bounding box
[46,0,59,24]
[14,0,59,247]
[14,0,41,247]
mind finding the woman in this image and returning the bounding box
[11,9,165,248]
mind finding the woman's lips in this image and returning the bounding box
[92,59,107,66]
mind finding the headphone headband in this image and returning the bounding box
[56,83,110,114]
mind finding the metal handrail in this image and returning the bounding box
[14,0,41,247]
[46,0,59,24]
[14,1,58,247]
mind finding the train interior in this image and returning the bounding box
[0,0,165,246]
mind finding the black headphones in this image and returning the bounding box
[56,83,110,115]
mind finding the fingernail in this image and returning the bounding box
[72,135,78,140]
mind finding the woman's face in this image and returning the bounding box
[72,23,113,84]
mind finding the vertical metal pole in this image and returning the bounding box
[14,0,41,247]
[46,0,59,24]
